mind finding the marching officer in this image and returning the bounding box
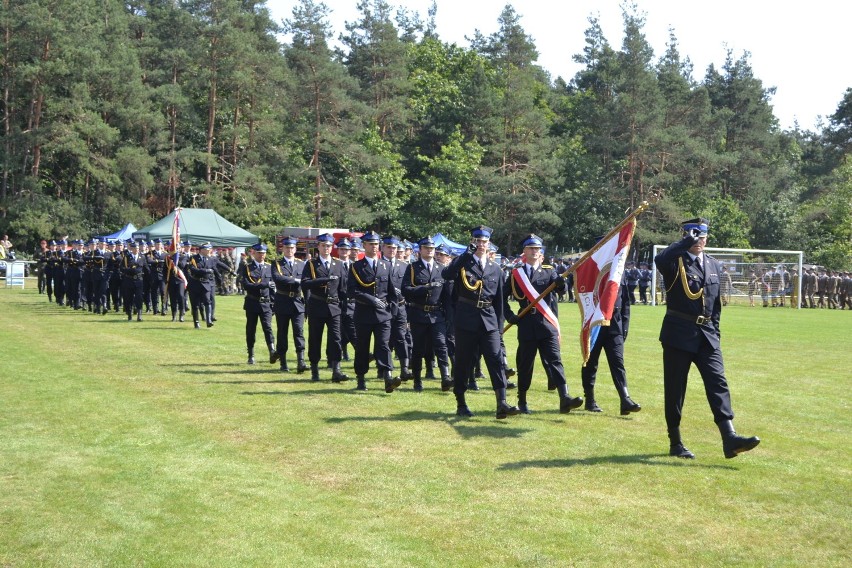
[402,236,452,392]
[442,226,521,419]
[186,242,230,328]
[504,234,583,414]
[336,238,357,362]
[239,243,277,365]
[300,233,349,382]
[120,240,147,321]
[64,239,85,310]
[271,236,308,372]
[147,239,168,315]
[165,241,189,322]
[347,231,401,393]
[52,239,68,306]
[655,218,760,459]
[382,235,413,382]
[580,271,641,415]
[89,239,111,314]
[108,241,125,313]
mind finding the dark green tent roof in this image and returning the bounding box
[133,208,258,247]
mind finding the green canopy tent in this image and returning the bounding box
[132,208,258,247]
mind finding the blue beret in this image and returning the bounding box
[335,239,351,248]
[681,218,709,237]
[361,231,381,243]
[280,235,298,246]
[521,234,543,248]
[418,236,436,247]
[471,226,492,239]
[316,233,335,243]
[251,243,267,252]
[381,235,400,247]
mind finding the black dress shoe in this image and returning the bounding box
[270,351,280,364]
[456,405,473,417]
[206,321,214,328]
[440,379,454,392]
[194,321,201,329]
[669,443,695,459]
[620,397,641,415]
[356,377,368,391]
[413,379,423,392]
[723,434,760,459]
[585,400,602,412]
[137,315,143,322]
[496,401,521,419]
[559,396,584,414]
[506,381,516,390]
[505,367,516,378]
[384,376,402,393]
[467,380,480,391]
[518,403,532,415]
[247,356,256,365]
[179,315,185,322]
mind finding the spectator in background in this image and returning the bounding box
[720,265,733,306]
[0,234,12,259]
[638,262,652,305]
[625,261,640,304]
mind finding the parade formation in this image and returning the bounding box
[23,214,786,460]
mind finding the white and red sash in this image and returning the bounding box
[512,266,561,341]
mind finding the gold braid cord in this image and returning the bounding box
[510,273,524,300]
[244,263,259,284]
[351,263,376,288]
[460,267,482,292]
[674,256,703,300]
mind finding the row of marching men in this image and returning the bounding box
[237,228,634,420]
[37,238,235,327]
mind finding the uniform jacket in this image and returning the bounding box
[347,256,397,325]
[301,256,347,318]
[504,263,564,341]
[402,259,449,324]
[442,249,504,333]
[240,259,274,313]
[386,258,409,317]
[271,258,305,315]
[187,254,229,292]
[120,251,148,281]
[655,237,722,353]
[147,250,168,281]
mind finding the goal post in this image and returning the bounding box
[650,246,804,309]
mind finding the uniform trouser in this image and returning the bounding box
[390,308,410,363]
[516,333,567,393]
[275,311,305,355]
[246,308,275,350]
[817,292,825,307]
[122,279,143,315]
[453,325,507,395]
[410,321,449,377]
[806,292,815,307]
[151,277,166,313]
[91,274,108,311]
[354,320,392,376]
[639,285,649,303]
[581,333,626,394]
[307,314,342,364]
[143,277,151,310]
[189,287,214,323]
[627,285,637,304]
[67,271,82,308]
[44,272,53,297]
[83,273,93,307]
[169,281,186,316]
[110,276,122,310]
[662,341,734,433]
[341,307,357,349]
[53,269,66,304]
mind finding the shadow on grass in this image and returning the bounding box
[318,410,533,439]
[498,454,739,470]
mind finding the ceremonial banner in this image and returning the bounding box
[574,220,636,365]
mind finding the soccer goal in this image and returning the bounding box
[650,246,804,309]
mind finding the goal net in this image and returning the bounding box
[650,246,804,309]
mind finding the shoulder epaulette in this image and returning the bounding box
[542,264,554,269]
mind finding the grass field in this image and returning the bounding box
[1,283,850,567]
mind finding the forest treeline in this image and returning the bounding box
[1,0,850,265]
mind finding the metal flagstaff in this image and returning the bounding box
[502,200,651,335]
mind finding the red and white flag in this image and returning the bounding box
[574,220,636,365]
[511,267,561,342]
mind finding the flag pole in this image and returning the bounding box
[502,200,650,334]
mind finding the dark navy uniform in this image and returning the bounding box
[271,240,307,372]
[165,246,188,321]
[300,233,348,381]
[580,278,641,414]
[402,236,452,392]
[504,234,582,414]
[51,241,68,305]
[655,218,759,459]
[120,243,147,320]
[186,243,230,328]
[348,231,400,392]
[147,242,168,315]
[88,243,110,314]
[108,245,125,312]
[441,226,520,419]
[239,243,277,364]
[64,242,85,309]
